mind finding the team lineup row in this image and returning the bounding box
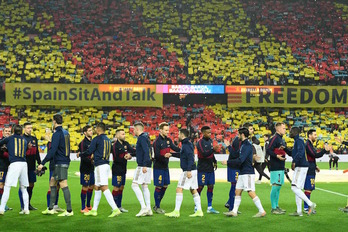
[0,116,345,217]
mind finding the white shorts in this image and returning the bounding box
[177,170,198,190]
[133,167,152,185]
[5,162,29,187]
[94,164,110,187]
[292,167,308,189]
[236,174,255,192]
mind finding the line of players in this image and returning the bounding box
[0,115,344,217]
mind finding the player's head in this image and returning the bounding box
[3,125,11,137]
[275,122,286,136]
[159,122,169,137]
[13,124,23,135]
[53,114,63,128]
[242,123,253,136]
[289,126,301,138]
[179,128,189,141]
[263,134,270,141]
[238,127,249,141]
[116,128,125,141]
[201,126,211,139]
[134,122,144,136]
[251,136,259,145]
[307,129,317,142]
[23,122,32,135]
[96,122,106,135]
[83,125,93,139]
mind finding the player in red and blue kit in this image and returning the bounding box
[304,129,329,213]
[77,125,94,213]
[196,126,219,214]
[19,122,41,211]
[0,126,12,212]
[152,122,180,214]
[111,128,136,213]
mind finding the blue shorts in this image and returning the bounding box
[153,169,170,187]
[304,175,315,191]
[49,170,54,180]
[198,171,215,186]
[80,172,95,186]
[112,174,126,187]
[270,170,285,185]
[0,171,7,183]
[28,170,37,183]
[227,167,239,183]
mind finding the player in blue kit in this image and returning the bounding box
[304,129,329,213]
[196,126,219,214]
[224,127,266,218]
[82,122,121,218]
[77,125,94,213]
[0,126,12,212]
[152,122,180,214]
[0,125,30,215]
[39,114,73,217]
[111,128,135,213]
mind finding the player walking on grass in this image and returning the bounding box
[304,129,329,213]
[267,122,291,215]
[82,122,121,218]
[153,122,180,214]
[0,125,30,215]
[132,122,153,217]
[111,128,135,213]
[196,126,219,214]
[0,126,12,212]
[165,129,203,218]
[77,125,95,213]
[289,127,316,216]
[39,114,73,217]
[224,127,266,218]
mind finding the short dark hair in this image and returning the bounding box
[134,122,144,129]
[275,122,285,127]
[23,122,31,127]
[307,129,316,137]
[201,126,211,133]
[13,125,22,135]
[53,114,63,124]
[159,122,169,130]
[251,136,258,144]
[291,126,301,136]
[83,125,92,133]
[263,134,271,139]
[180,129,189,138]
[238,127,249,138]
[116,128,124,133]
[242,123,252,128]
[96,122,106,132]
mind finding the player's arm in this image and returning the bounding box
[0,137,9,146]
[267,137,279,158]
[292,141,303,165]
[140,137,151,166]
[196,139,214,157]
[153,138,163,159]
[186,145,194,171]
[126,143,136,156]
[168,139,180,157]
[81,138,97,158]
[35,137,42,165]
[42,133,59,165]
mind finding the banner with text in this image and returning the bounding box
[6,83,163,107]
[226,86,348,108]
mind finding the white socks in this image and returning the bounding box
[232,196,241,214]
[132,183,146,209]
[20,186,29,211]
[291,186,313,207]
[175,193,183,211]
[0,186,11,212]
[103,189,117,210]
[92,190,102,211]
[142,185,151,210]
[193,193,202,211]
[295,195,302,213]
[253,196,265,213]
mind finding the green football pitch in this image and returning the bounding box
[1,162,347,232]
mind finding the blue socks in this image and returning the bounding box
[81,190,87,210]
[87,189,93,208]
[207,186,214,208]
[229,183,236,211]
[154,187,162,208]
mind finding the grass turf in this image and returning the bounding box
[1,162,347,232]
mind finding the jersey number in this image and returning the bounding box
[0,171,3,179]
[202,174,206,182]
[158,175,162,183]
[310,178,315,186]
[235,172,239,181]
[84,174,90,182]
[117,176,122,183]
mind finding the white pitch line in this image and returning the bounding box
[316,187,348,197]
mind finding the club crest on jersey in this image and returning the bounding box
[167,141,170,144]
[124,146,127,149]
